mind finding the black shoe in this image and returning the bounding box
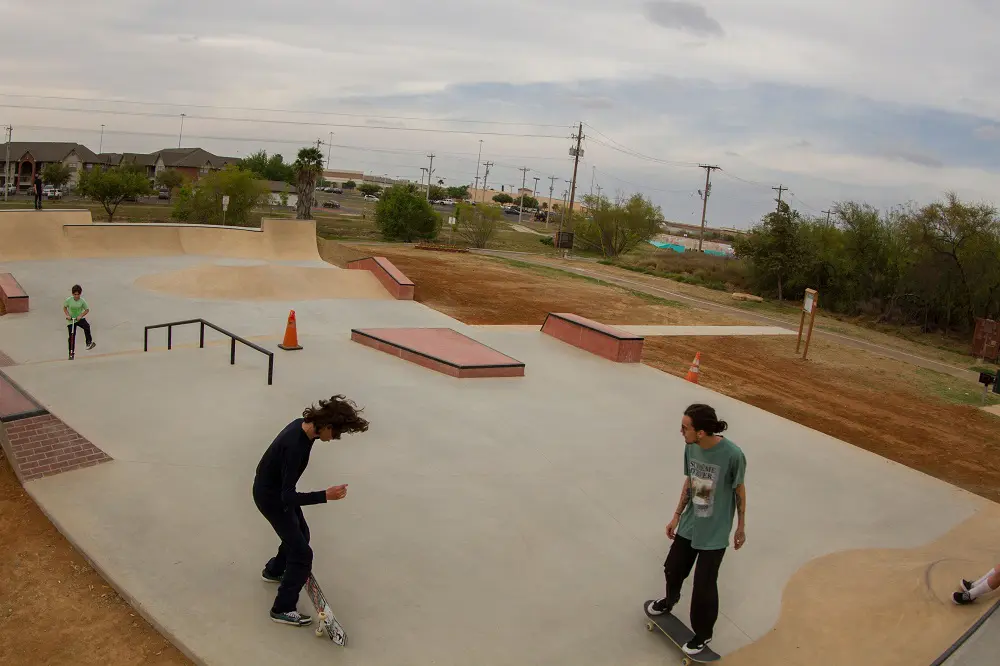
[261,568,282,583]
[645,597,672,616]
[953,590,975,605]
[682,635,712,655]
[961,579,974,592]
[269,609,312,625]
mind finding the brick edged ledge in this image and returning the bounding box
[0,413,112,483]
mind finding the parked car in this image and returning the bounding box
[46,188,63,200]
[158,188,170,200]
[322,200,340,208]
[363,194,378,201]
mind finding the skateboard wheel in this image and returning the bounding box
[315,628,323,637]
[681,659,691,666]
[646,621,654,631]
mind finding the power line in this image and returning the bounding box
[0,92,571,128]
[0,102,567,138]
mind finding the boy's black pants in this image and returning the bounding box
[663,535,726,639]
[67,318,93,353]
[254,491,313,613]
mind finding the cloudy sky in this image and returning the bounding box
[2,0,999,228]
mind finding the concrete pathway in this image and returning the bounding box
[475,250,980,383]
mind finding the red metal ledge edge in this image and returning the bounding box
[346,256,415,300]
[350,328,525,379]
[541,312,645,363]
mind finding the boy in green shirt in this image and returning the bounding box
[63,284,96,359]
[645,403,747,657]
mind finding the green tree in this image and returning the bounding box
[492,193,513,204]
[455,202,502,248]
[573,193,664,259]
[516,195,540,209]
[155,169,185,191]
[292,147,324,219]
[41,163,72,189]
[734,201,806,301]
[446,185,469,199]
[374,184,440,242]
[240,150,295,183]
[78,166,153,221]
[358,183,382,197]
[171,166,270,226]
[428,184,447,201]
[343,180,357,190]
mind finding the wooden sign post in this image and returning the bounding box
[796,288,819,359]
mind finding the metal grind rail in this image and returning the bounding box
[143,318,274,385]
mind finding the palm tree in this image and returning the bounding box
[293,146,324,220]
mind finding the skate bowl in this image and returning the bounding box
[0,210,321,262]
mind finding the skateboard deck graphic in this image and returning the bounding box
[305,574,348,646]
[644,600,720,664]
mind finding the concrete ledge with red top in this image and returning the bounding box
[351,327,525,378]
[0,272,29,314]
[540,312,644,363]
[346,256,415,300]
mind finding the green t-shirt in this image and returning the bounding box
[676,437,746,551]
[64,296,89,320]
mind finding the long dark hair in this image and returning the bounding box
[684,403,728,436]
[303,395,369,434]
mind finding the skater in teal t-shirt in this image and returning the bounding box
[63,284,96,359]
[645,403,747,657]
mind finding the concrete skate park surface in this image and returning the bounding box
[3,211,1000,666]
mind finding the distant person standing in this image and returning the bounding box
[33,172,43,210]
[63,284,96,359]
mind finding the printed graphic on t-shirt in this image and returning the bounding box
[688,459,720,518]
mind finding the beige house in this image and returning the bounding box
[2,142,101,192]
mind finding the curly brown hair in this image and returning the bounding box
[302,395,370,435]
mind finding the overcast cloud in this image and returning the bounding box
[1,0,998,227]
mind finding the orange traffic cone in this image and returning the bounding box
[685,352,701,384]
[278,310,303,351]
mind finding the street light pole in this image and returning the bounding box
[178,114,186,148]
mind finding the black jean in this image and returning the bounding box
[663,535,726,639]
[67,318,93,353]
[254,492,313,613]
[34,192,42,209]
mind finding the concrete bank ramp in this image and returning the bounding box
[0,210,321,262]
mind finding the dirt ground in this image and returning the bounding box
[0,453,191,665]
[2,240,998,665]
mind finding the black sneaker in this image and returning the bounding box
[961,579,974,592]
[261,568,282,583]
[87,342,96,350]
[953,590,975,605]
[269,609,312,626]
[645,597,672,616]
[682,635,712,655]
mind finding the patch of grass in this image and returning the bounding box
[971,365,999,375]
[915,368,1000,406]
[608,249,751,293]
[488,256,686,308]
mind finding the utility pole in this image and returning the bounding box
[517,166,530,226]
[822,209,833,225]
[480,161,493,202]
[326,132,333,169]
[532,176,539,197]
[474,140,483,201]
[425,154,435,200]
[3,125,11,202]
[697,165,720,252]
[99,124,105,154]
[590,166,595,196]
[546,176,557,227]
[772,184,787,211]
[178,113,186,148]
[567,122,584,221]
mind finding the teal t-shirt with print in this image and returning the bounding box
[676,437,746,551]
[64,296,89,320]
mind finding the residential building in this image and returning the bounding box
[1,142,100,192]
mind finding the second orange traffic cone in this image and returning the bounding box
[685,352,701,384]
[278,310,303,351]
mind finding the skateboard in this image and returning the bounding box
[644,600,721,664]
[305,573,348,646]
